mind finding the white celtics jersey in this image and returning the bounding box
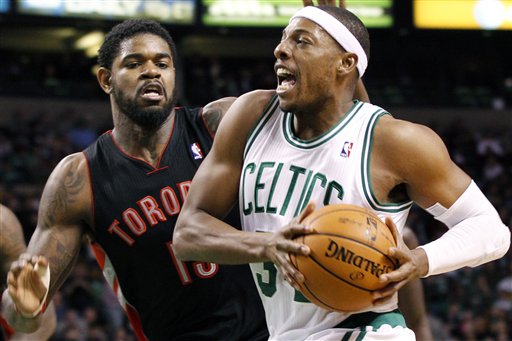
[240,96,413,340]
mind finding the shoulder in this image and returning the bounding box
[0,204,22,232]
[210,90,276,157]
[194,97,236,137]
[218,90,276,134]
[373,115,448,164]
[0,204,24,248]
[51,152,89,179]
[236,90,276,110]
[371,114,471,207]
[40,152,92,227]
[372,114,449,182]
[226,90,276,124]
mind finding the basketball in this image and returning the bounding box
[290,204,398,313]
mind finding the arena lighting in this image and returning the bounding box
[91,64,100,77]
[16,0,196,24]
[74,30,105,50]
[202,0,393,27]
[85,45,100,58]
[414,0,512,30]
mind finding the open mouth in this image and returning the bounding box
[140,83,164,102]
[276,67,296,94]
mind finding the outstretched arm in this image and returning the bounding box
[2,153,90,333]
[0,205,57,340]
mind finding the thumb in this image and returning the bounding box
[34,261,51,293]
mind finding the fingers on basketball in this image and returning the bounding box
[289,204,399,312]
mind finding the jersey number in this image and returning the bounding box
[166,241,219,285]
[256,262,309,302]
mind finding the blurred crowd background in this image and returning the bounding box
[1,0,511,340]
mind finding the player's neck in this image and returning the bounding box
[112,113,175,166]
[292,98,355,140]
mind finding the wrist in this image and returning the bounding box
[411,247,429,278]
[2,290,41,333]
[256,232,274,262]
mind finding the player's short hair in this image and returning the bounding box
[98,19,178,69]
[318,6,370,62]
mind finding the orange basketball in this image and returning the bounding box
[290,204,398,312]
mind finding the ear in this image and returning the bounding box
[97,67,113,94]
[336,52,358,76]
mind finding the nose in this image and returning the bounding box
[274,41,290,61]
[140,61,161,79]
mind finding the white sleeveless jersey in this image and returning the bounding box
[240,96,413,340]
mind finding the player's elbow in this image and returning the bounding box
[480,220,511,264]
[173,216,200,261]
[495,223,511,258]
[480,215,510,263]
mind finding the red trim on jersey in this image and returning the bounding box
[113,276,119,294]
[89,243,148,341]
[36,300,48,317]
[125,303,149,341]
[0,314,14,340]
[146,166,169,175]
[108,115,175,170]
[90,242,106,270]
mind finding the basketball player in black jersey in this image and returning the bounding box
[1,19,268,341]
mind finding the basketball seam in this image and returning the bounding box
[308,233,398,267]
[301,281,341,311]
[308,254,375,292]
[308,207,369,223]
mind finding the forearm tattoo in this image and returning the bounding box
[38,159,85,295]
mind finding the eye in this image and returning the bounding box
[126,62,141,69]
[156,62,169,69]
[296,38,310,46]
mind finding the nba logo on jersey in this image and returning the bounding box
[341,141,353,158]
[190,143,203,160]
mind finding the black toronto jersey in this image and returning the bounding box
[83,107,268,341]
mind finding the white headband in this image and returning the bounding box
[290,6,367,78]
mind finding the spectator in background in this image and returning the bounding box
[67,117,98,150]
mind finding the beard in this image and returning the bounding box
[113,86,177,129]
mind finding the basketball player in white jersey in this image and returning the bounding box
[174,4,510,341]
